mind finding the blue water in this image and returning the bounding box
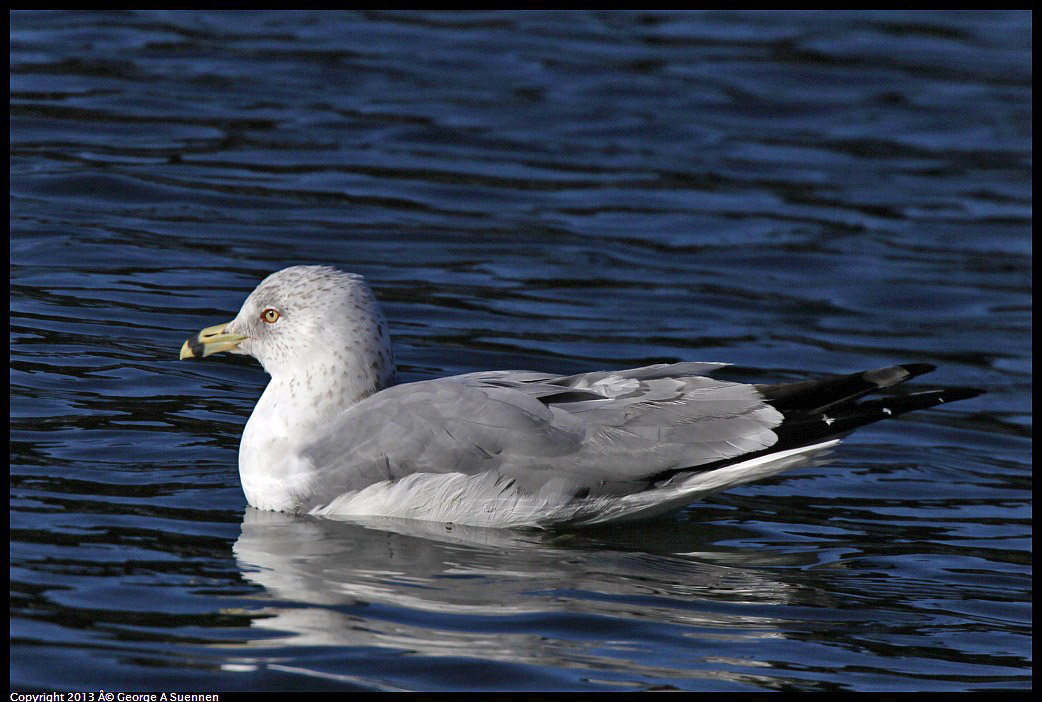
[10,10,1031,692]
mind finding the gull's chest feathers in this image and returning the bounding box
[238,372,359,512]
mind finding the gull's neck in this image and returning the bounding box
[239,327,396,512]
[263,354,389,426]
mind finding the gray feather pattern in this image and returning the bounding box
[297,362,782,510]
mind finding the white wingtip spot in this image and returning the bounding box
[883,407,892,415]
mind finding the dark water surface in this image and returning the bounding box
[10,10,1031,692]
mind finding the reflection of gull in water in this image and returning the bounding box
[181,266,982,527]
[227,510,810,687]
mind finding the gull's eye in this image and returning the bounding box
[261,308,281,324]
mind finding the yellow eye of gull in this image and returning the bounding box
[261,308,280,324]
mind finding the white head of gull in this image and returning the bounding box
[181,265,982,528]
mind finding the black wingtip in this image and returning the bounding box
[862,363,936,392]
[765,385,985,451]
[898,363,937,379]
[860,386,985,418]
[934,387,986,403]
[892,365,985,403]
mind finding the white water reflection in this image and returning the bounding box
[226,509,816,686]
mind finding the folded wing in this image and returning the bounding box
[296,362,982,516]
[298,362,783,509]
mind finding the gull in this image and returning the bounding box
[180,265,982,528]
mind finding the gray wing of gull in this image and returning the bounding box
[296,362,783,510]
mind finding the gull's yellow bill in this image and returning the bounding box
[179,322,248,359]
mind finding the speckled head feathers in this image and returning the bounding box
[227,266,396,393]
